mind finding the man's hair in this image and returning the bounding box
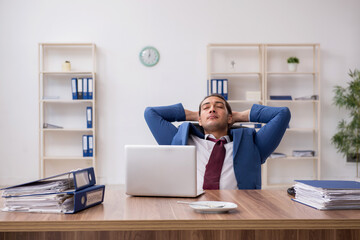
[198,93,232,116]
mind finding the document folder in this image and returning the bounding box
[211,79,217,94]
[207,79,228,100]
[223,79,228,100]
[217,79,223,95]
[88,135,94,157]
[71,78,77,100]
[83,76,88,99]
[83,135,89,157]
[77,78,83,99]
[69,184,104,213]
[295,180,360,189]
[2,184,105,214]
[86,106,92,128]
[1,167,96,196]
[88,78,93,99]
[293,180,360,210]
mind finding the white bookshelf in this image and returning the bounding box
[38,43,97,178]
[207,43,321,189]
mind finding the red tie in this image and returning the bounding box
[203,137,227,190]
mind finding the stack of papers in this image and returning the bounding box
[293,180,360,210]
[1,167,105,214]
[1,179,75,213]
[293,150,315,157]
[2,179,74,197]
[3,193,74,213]
[294,95,319,100]
[269,152,287,158]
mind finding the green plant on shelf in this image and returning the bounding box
[331,69,360,178]
[287,57,300,64]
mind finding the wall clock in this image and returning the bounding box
[139,46,160,67]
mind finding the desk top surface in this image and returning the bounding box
[1,185,360,231]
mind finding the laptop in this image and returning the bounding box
[125,145,204,197]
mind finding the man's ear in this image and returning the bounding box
[198,116,202,126]
[227,114,233,125]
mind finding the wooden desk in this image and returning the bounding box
[1,185,360,240]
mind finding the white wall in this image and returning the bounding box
[0,0,359,185]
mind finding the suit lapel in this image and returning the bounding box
[171,122,205,145]
[231,128,243,161]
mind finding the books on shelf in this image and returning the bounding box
[71,78,93,100]
[292,150,315,157]
[43,106,92,131]
[269,95,292,100]
[293,180,360,210]
[207,79,228,100]
[83,135,94,157]
[1,167,104,214]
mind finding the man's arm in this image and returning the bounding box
[184,109,199,121]
[249,104,291,162]
[231,110,250,124]
[144,103,186,145]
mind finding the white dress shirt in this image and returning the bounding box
[188,134,238,190]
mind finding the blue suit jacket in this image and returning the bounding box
[144,103,291,189]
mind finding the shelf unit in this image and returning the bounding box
[207,44,264,111]
[207,43,321,189]
[38,43,96,178]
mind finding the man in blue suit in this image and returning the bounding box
[144,94,291,190]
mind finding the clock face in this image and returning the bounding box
[139,46,160,67]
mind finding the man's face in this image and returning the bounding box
[198,96,232,133]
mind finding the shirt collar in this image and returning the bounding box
[205,134,231,143]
